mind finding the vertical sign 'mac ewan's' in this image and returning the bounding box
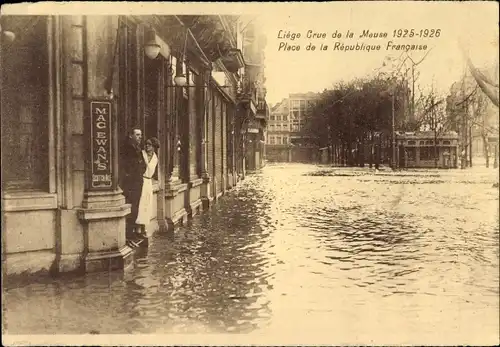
[90,101,112,189]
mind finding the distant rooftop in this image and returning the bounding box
[396,131,459,139]
[289,92,320,99]
[270,98,288,113]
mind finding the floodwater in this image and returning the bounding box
[3,164,499,345]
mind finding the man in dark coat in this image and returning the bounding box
[120,127,146,241]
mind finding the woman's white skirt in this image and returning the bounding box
[135,177,154,225]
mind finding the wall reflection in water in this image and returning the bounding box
[3,178,275,335]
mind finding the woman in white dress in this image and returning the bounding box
[135,137,159,237]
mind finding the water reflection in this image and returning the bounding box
[3,164,499,343]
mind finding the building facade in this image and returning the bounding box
[1,15,267,278]
[266,98,291,162]
[396,131,459,168]
[266,92,319,162]
[239,20,268,172]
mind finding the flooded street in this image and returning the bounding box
[3,164,499,344]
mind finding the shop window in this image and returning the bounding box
[226,104,234,173]
[188,68,199,177]
[178,94,188,179]
[1,16,49,191]
[143,54,162,187]
[407,140,416,146]
[168,55,181,179]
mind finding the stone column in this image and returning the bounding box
[200,70,212,209]
[221,102,227,192]
[155,58,167,233]
[77,16,132,273]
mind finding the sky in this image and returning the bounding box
[253,2,499,105]
[4,2,498,106]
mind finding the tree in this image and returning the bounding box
[446,70,497,168]
[377,50,433,132]
[301,75,401,167]
[419,90,447,168]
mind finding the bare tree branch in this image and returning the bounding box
[459,44,499,107]
[454,85,479,107]
[406,48,434,67]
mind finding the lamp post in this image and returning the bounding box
[494,143,499,169]
[381,78,397,170]
[391,90,396,170]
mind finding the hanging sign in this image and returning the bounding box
[90,100,113,189]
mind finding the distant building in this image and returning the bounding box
[240,20,269,172]
[288,92,319,145]
[396,131,459,168]
[265,98,290,162]
[265,92,319,162]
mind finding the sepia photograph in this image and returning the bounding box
[1,1,499,346]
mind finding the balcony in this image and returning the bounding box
[220,48,245,73]
[256,98,269,120]
[172,15,237,62]
[237,75,257,115]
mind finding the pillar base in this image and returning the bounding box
[77,189,132,274]
[165,208,188,231]
[226,172,234,189]
[200,174,213,210]
[85,246,134,273]
[201,196,214,210]
[189,199,203,217]
[164,180,188,232]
